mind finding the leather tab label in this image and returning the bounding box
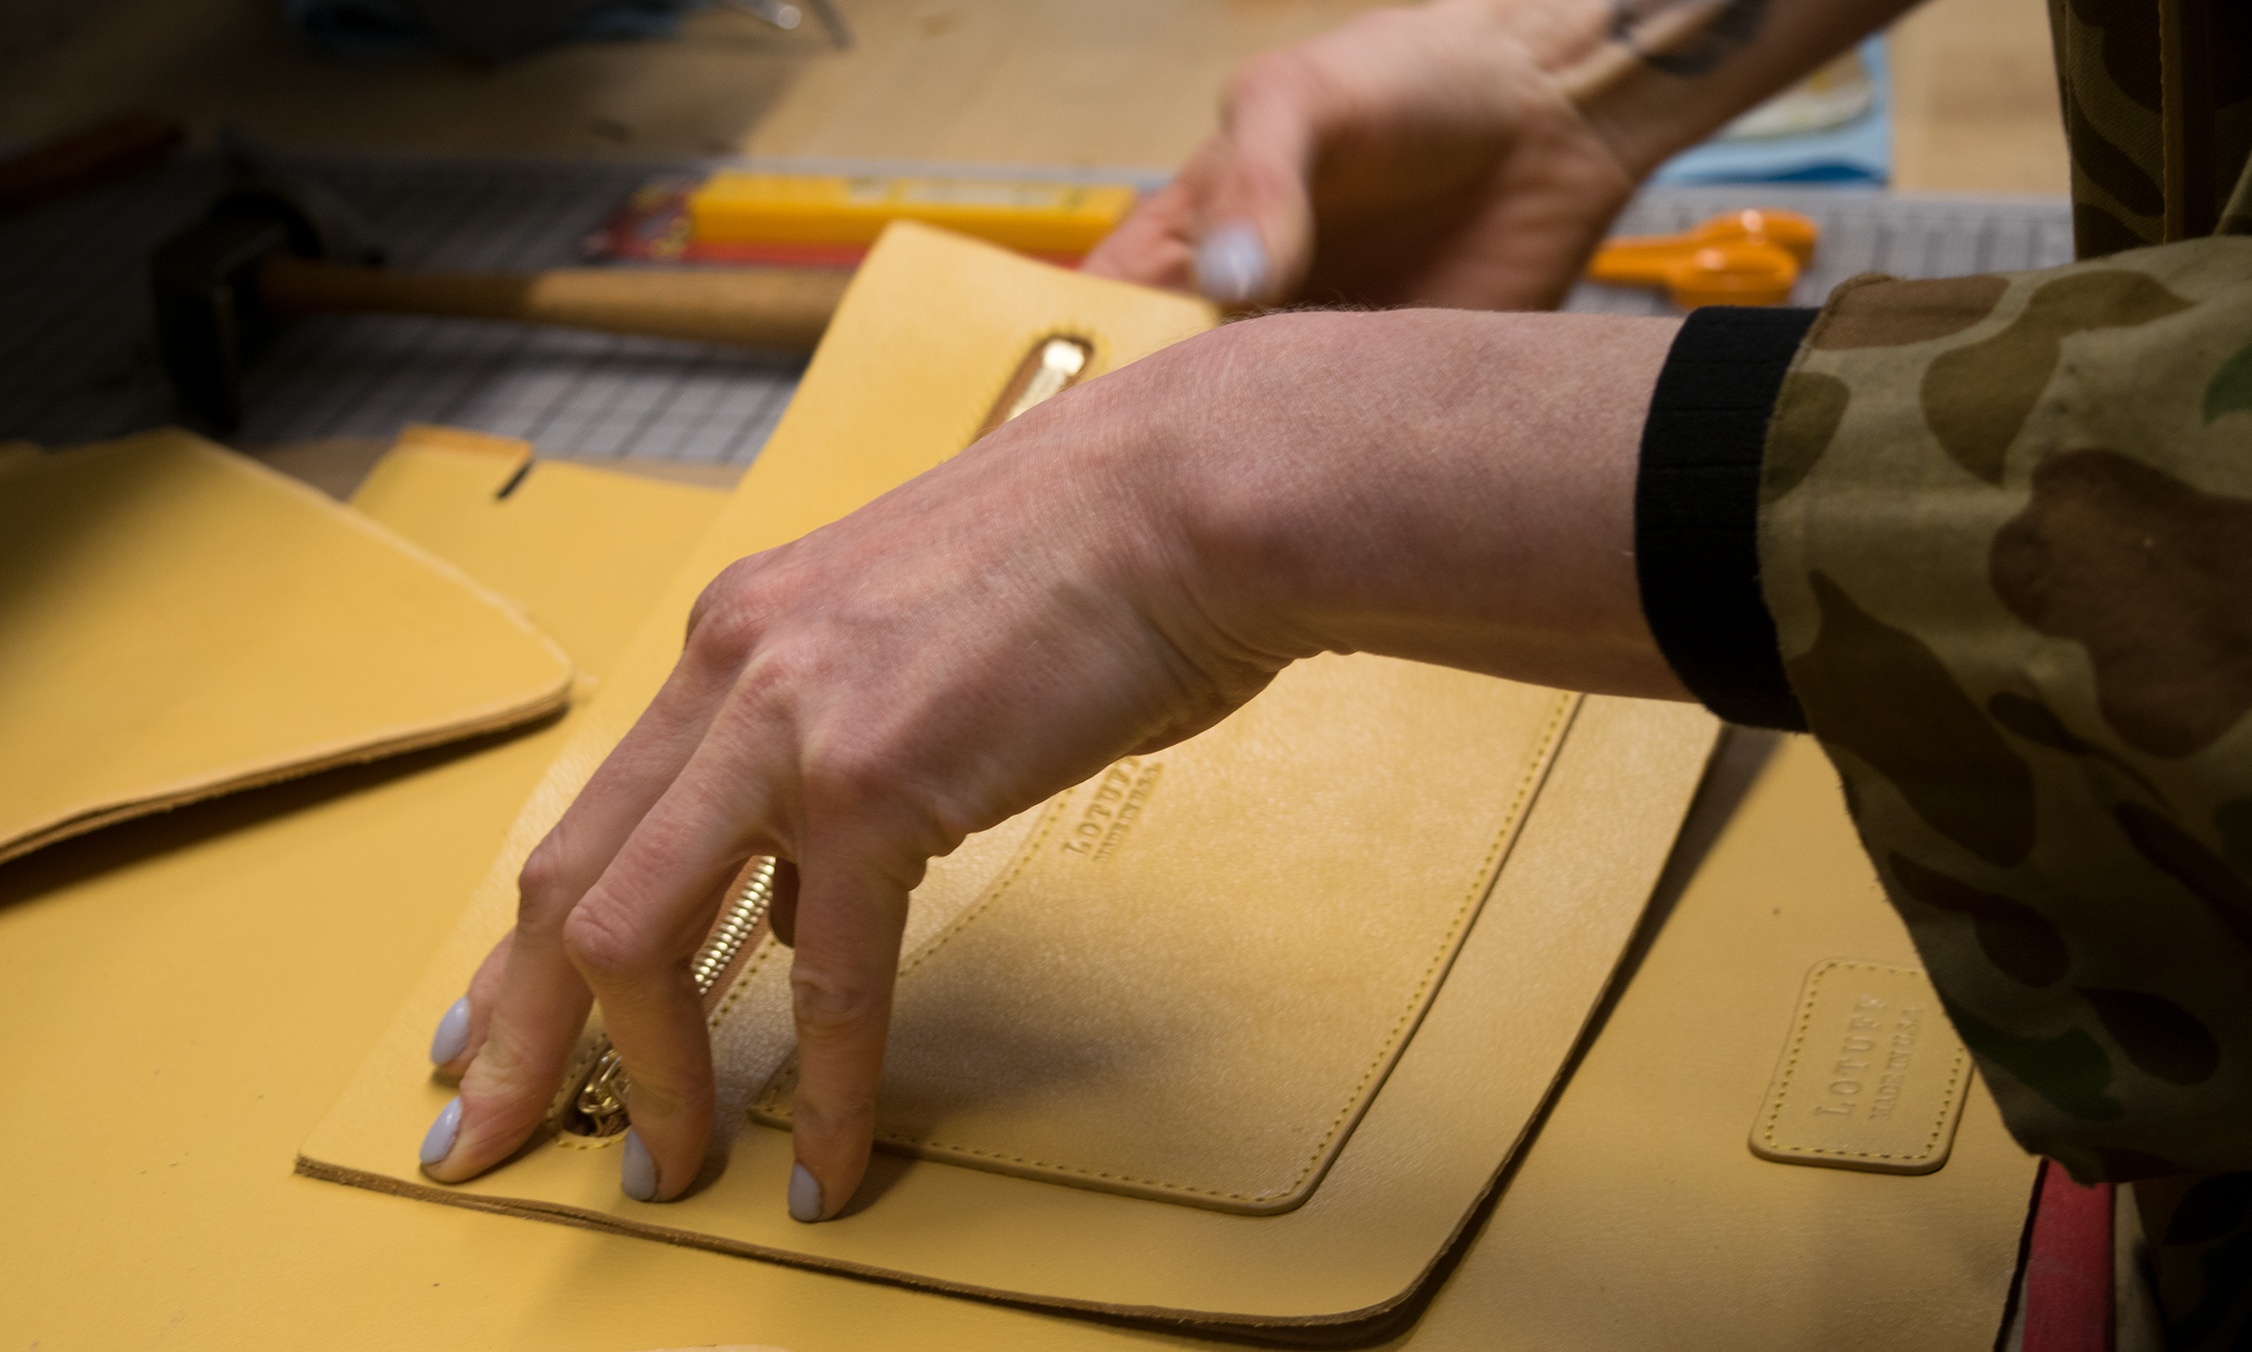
[1750,959,1970,1175]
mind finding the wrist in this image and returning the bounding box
[1427,0,1694,193]
[1151,308,1688,699]
[1448,0,1617,71]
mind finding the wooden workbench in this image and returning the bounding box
[0,0,2068,192]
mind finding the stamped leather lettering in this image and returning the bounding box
[1750,959,1970,1174]
[1057,756,1163,862]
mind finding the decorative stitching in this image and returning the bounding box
[752,692,1580,1203]
[1756,959,1970,1161]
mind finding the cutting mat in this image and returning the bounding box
[0,153,2074,467]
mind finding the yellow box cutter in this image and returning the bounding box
[686,173,1138,258]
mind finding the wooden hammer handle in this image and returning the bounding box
[260,255,849,351]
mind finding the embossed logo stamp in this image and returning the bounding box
[1058,756,1164,862]
[1750,959,1971,1175]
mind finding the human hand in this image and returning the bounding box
[1081,0,1638,311]
[416,340,1293,1218]
[415,307,1685,1220]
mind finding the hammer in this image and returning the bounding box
[151,140,848,433]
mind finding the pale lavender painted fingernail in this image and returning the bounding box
[419,1096,462,1167]
[1196,222,1269,304]
[621,1128,659,1202]
[427,996,471,1065]
[788,1162,824,1222]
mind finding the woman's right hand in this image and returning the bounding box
[1081,0,1638,312]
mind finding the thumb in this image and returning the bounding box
[1192,71,1321,307]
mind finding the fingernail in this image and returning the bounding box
[788,1162,824,1222]
[419,1096,462,1168]
[621,1128,659,1202]
[427,996,471,1064]
[1196,222,1269,304]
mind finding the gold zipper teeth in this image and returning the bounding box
[568,856,779,1136]
[690,856,777,993]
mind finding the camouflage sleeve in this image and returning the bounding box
[1756,238,2252,1185]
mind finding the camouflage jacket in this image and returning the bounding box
[1638,1,2252,1341]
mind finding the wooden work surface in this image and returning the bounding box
[0,0,1388,170]
[1,0,2067,192]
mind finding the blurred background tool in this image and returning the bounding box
[1584,209,1819,308]
[152,150,847,433]
[0,111,183,213]
[591,172,1138,267]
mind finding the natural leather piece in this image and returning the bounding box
[1749,958,1971,1174]
[0,429,574,864]
[298,225,1723,1333]
[739,662,1577,1213]
[350,424,734,681]
[0,442,2035,1350]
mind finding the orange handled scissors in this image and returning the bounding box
[1585,208,1819,308]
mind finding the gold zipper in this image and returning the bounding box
[565,856,779,1137]
[974,335,1091,439]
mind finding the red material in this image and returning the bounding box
[2022,1159,2115,1352]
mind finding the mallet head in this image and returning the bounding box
[149,140,384,434]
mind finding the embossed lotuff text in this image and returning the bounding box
[1059,757,1164,862]
[1810,993,1925,1120]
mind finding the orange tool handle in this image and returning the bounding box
[1604,208,1818,263]
[1586,208,1818,308]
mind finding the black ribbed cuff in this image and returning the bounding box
[1634,306,1816,732]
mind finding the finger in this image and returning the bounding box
[428,931,513,1077]
[562,739,789,1202]
[785,853,911,1222]
[767,859,801,949]
[422,668,728,1183]
[1079,155,1210,292]
[1191,60,1325,305]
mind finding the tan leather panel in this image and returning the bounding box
[0,443,729,1350]
[0,442,2031,1350]
[351,426,732,681]
[302,695,1715,1332]
[0,429,575,863]
[740,662,1577,1214]
[299,227,1722,1329]
[1396,736,2038,1351]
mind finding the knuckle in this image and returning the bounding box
[683,561,770,665]
[455,1046,565,1148]
[798,740,893,816]
[459,1041,549,1108]
[560,900,657,986]
[513,837,578,930]
[790,967,884,1037]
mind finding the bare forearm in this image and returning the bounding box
[1459,0,1922,177]
[1087,308,1691,699]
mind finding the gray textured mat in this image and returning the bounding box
[0,155,2073,462]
